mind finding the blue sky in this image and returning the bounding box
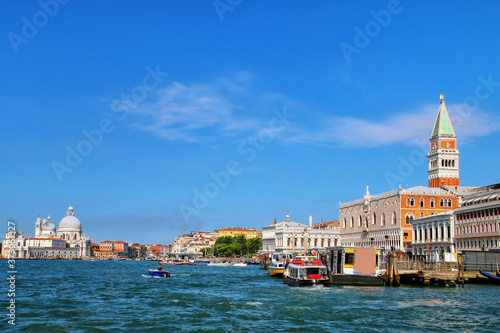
[1,1,500,244]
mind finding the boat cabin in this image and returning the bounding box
[287,261,328,280]
[270,253,293,268]
[327,246,382,276]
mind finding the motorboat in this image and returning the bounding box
[326,246,385,286]
[233,262,248,267]
[267,253,292,277]
[207,261,234,267]
[147,269,171,278]
[159,261,190,266]
[283,258,329,287]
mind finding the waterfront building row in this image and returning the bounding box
[262,213,340,254]
[2,205,92,259]
[410,184,500,259]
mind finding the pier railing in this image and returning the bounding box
[392,260,459,272]
[463,262,500,272]
[380,260,499,273]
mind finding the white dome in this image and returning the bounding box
[58,205,82,230]
[59,216,81,230]
[42,221,56,232]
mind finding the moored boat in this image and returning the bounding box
[233,262,248,267]
[479,270,500,284]
[267,253,292,277]
[327,246,385,286]
[283,259,329,287]
[207,261,234,267]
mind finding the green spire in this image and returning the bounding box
[431,94,455,138]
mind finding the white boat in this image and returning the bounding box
[283,258,329,287]
[207,261,234,267]
[233,262,248,267]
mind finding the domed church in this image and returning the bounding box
[35,215,57,238]
[56,205,92,257]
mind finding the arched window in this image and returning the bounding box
[392,211,397,225]
[358,215,362,227]
[452,160,455,167]
[420,198,424,208]
[448,199,452,207]
[405,213,414,225]
[381,213,386,227]
[373,213,377,225]
[349,217,353,228]
[406,198,411,206]
[440,199,444,207]
[430,198,435,208]
[343,218,346,229]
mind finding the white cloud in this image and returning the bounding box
[129,72,292,142]
[285,104,500,148]
[127,72,500,147]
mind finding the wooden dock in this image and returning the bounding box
[382,258,494,287]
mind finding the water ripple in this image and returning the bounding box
[3,260,500,332]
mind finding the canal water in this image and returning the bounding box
[3,260,500,332]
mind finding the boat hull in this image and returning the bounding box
[283,275,329,287]
[147,270,171,278]
[479,270,500,284]
[330,274,384,286]
[207,262,234,266]
[268,267,284,277]
[233,263,248,267]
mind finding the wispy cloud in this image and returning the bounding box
[285,104,500,148]
[126,72,500,147]
[129,71,293,142]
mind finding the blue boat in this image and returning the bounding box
[479,270,500,284]
[147,269,171,278]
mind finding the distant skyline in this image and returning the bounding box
[1,1,500,244]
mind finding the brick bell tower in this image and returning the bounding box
[428,94,460,188]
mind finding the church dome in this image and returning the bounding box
[58,205,82,230]
[42,215,56,232]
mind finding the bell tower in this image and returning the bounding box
[428,94,460,187]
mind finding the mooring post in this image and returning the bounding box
[393,253,400,286]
